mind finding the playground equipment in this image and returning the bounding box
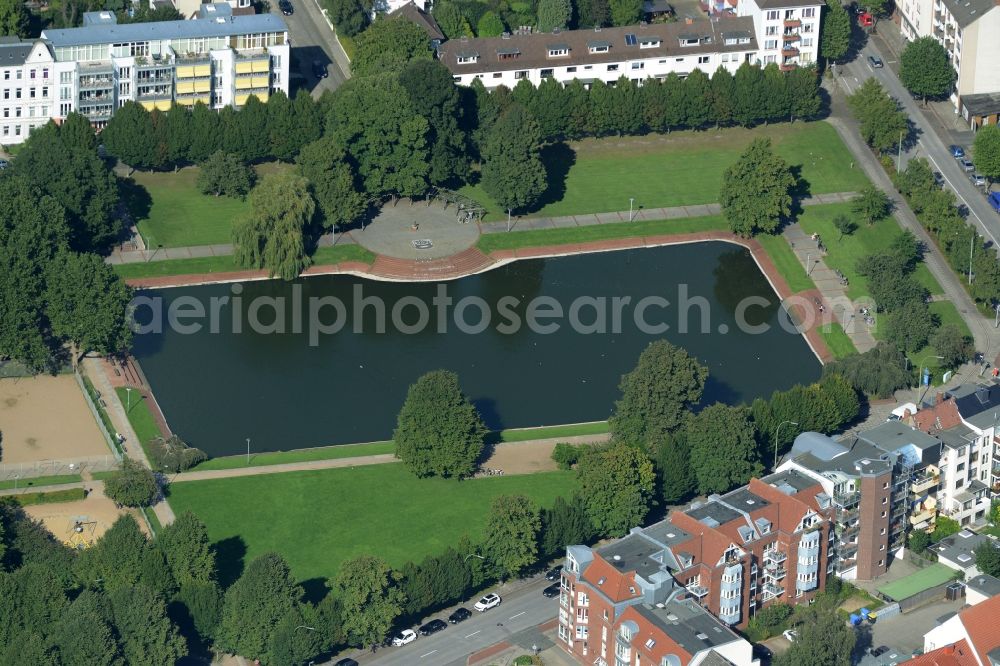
[64,515,97,550]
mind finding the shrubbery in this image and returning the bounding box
[147,435,207,473]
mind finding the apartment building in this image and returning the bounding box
[438,0,821,88]
[917,593,1000,665]
[929,529,999,577]
[558,468,830,664]
[896,0,1000,125]
[0,8,289,144]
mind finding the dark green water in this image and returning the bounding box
[132,243,821,457]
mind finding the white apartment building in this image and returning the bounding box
[438,0,821,88]
[0,8,289,145]
[897,0,1000,126]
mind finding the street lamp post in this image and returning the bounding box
[13,475,18,492]
[897,130,905,174]
[507,208,512,233]
[773,420,799,470]
[629,198,635,222]
[125,386,132,412]
[246,438,250,466]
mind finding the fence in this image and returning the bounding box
[74,369,124,460]
[897,581,954,612]
[905,551,937,569]
[0,455,121,480]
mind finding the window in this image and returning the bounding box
[514,70,528,79]
[548,47,569,57]
[803,7,815,17]
[639,39,660,49]
[15,89,20,99]
[680,38,698,46]
[567,66,577,72]
[492,72,502,78]
[767,10,779,19]
[540,68,554,78]
[879,545,886,551]
[802,37,813,47]
[607,64,618,71]
[764,55,776,64]
[60,71,72,84]
[766,26,778,35]
[588,44,609,54]
[456,55,478,64]
[2,71,7,80]
[802,23,814,33]
[698,55,709,63]
[880,528,886,535]
[41,87,48,98]
[630,62,643,69]
[42,68,48,79]
[765,40,778,49]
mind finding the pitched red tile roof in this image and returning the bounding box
[957,594,1000,665]
[912,399,962,433]
[669,511,734,568]
[581,556,642,603]
[748,478,818,534]
[905,639,978,666]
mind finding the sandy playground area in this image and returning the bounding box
[483,440,560,475]
[0,374,111,465]
[23,487,150,548]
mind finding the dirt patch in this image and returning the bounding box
[0,375,112,465]
[23,486,149,548]
[839,595,873,614]
[483,441,559,475]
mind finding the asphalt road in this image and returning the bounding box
[343,576,559,666]
[269,0,351,97]
[836,29,1000,249]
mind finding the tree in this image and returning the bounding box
[352,16,431,76]
[327,0,368,36]
[775,606,855,666]
[909,530,931,554]
[264,91,299,161]
[399,59,470,185]
[481,494,541,579]
[540,496,594,559]
[393,370,487,478]
[720,137,796,236]
[296,137,365,231]
[732,62,766,126]
[537,0,571,31]
[51,591,121,666]
[609,340,708,451]
[108,585,185,666]
[848,79,909,153]
[609,0,641,26]
[0,0,29,36]
[217,553,301,660]
[833,214,857,240]
[824,343,910,398]
[884,301,935,352]
[656,432,696,505]
[44,251,133,361]
[292,90,322,151]
[146,435,206,473]
[480,104,548,213]
[900,37,956,104]
[103,459,159,508]
[187,102,220,162]
[333,555,405,648]
[974,542,1000,577]
[101,102,156,168]
[973,125,1000,185]
[432,2,465,38]
[196,151,255,199]
[267,606,325,666]
[476,11,505,36]
[855,253,928,312]
[933,516,961,541]
[232,172,315,281]
[820,0,851,63]
[852,185,892,225]
[931,324,973,368]
[787,66,822,120]
[175,581,223,641]
[59,113,97,152]
[157,511,216,587]
[576,443,656,537]
[164,104,191,165]
[710,66,736,127]
[688,404,762,494]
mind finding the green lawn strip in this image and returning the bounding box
[756,233,816,293]
[477,214,729,254]
[114,245,375,281]
[795,204,945,298]
[190,440,396,472]
[0,474,82,491]
[167,465,578,583]
[496,421,609,443]
[461,122,868,219]
[142,506,162,535]
[816,322,857,359]
[11,488,86,506]
[115,387,160,461]
[91,471,115,481]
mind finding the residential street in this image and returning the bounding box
[268,0,351,97]
[341,575,560,666]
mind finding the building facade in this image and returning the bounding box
[1,8,289,144]
[438,0,821,88]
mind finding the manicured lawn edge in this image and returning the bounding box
[9,488,86,506]
[0,474,82,491]
[115,387,160,461]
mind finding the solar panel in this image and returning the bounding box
[625,33,637,45]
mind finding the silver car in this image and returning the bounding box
[960,159,975,172]
[971,174,987,186]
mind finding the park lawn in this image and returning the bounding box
[190,440,396,472]
[112,245,375,281]
[129,162,292,248]
[115,387,162,461]
[167,465,578,583]
[477,214,729,253]
[460,122,868,219]
[816,322,857,359]
[795,203,945,300]
[498,421,609,443]
[756,233,815,293]
[0,474,82,491]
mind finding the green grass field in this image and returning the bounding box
[116,388,162,445]
[0,474,82,491]
[461,122,868,219]
[496,421,609,442]
[129,162,291,248]
[112,245,376,281]
[877,563,956,601]
[816,322,857,359]
[756,233,816,293]
[168,465,578,582]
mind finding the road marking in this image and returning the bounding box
[920,142,998,247]
[465,631,481,638]
[509,612,526,619]
[420,650,438,658]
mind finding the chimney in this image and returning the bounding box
[685,17,694,24]
[936,392,945,404]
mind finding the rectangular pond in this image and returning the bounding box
[132,243,822,456]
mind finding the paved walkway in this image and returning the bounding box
[0,479,100,497]
[783,223,878,352]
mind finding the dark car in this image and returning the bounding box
[542,584,561,598]
[312,60,328,79]
[448,607,472,624]
[545,566,563,581]
[419,619,447,636]
[871,646,891,657]
[753,644,773,660]
[868,55,883,68]
[279,0,293,14]
[950,145,966,158]
[333,659,359,666]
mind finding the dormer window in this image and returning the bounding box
[456,51,479,65]
[639,37,660,48]
[588,40,611,53]
[679,35,699,47]
[497,47,520,61]
[547,44,569,57]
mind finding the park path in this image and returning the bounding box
[168,433,610,484]
[0,479,103,497]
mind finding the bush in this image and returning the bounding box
[745,601,792,641]
[148,435,207,473]
[13,487,86,506]
[551,442,592,470]
[104,458,160,507]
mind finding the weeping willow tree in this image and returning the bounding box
[232,172,315,281]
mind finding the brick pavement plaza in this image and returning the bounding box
[352,198,482,260]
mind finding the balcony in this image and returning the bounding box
[764,550,787,566]
[911,475,939,494]
[686,583,709,598]
[783,32,800,42]
[763,567,787,580]
[781,46,800,57]
[783,18,801,27]
[78,77,114,90]
[761,583,784,600]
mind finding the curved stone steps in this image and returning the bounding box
[369,247,496,281]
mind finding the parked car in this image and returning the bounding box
[545,566,563,581]
[0,159,8,170]
[988,191,1000,213]
[333,659,359,666]
[278,0,293,14]
[474,593,502,611]
[753,644,773,660]
[391,629,417,646]
[961,159,976,172]
[871,646,891,657]
[542,584,561,598]
[312,60,328,79]
[950,145,966,159]
[972,173,987,186]
[868,55,883,68]
[419,619,447,636]
[448,607,472,623]
[782,629,798,642]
